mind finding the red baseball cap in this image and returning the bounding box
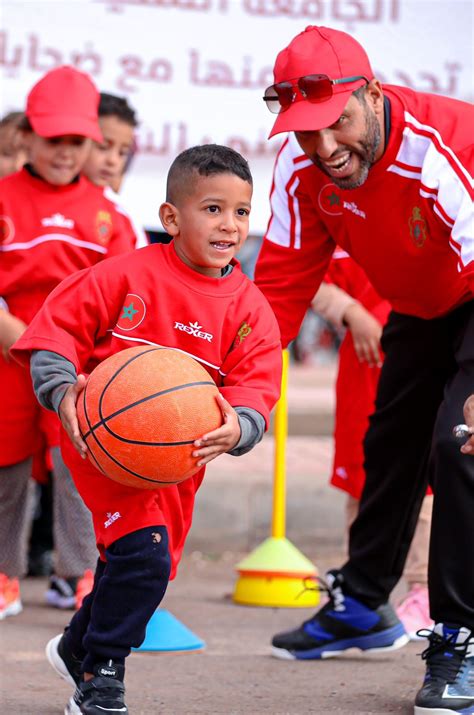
[268,26,374,138]
[26,65,102,142]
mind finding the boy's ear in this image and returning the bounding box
[159,202,180,236]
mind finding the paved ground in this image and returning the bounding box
[0,362,427,714]
[0,552,424,715]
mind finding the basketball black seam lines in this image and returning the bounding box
[81,379,181,486]
[82,345,165,441]
[79,347,211,485]
[80,346,180,484]
[87,381,216,443]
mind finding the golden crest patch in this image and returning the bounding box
[409,207,427,248]
[233,322,252,349]
[95,210,113,245]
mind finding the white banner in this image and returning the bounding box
[1,0,472,234]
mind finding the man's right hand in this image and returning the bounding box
[58,374,88,458]
[461,395,474,455]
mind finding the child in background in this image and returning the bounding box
[311,249,433,640]
[12,144,282,715]
[0,111,27,177]
[82,92,147,248]
[1,111,56,580]
[82,92,137,194]
[0,65,143,618]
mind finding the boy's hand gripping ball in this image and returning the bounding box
[76,346,223,489]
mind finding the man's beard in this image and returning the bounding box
[313,108,381,190]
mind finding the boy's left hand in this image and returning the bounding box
[193,393,241,466]
[58,374,88,459]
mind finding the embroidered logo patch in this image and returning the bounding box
[174,321,213,342]
[409,207,427,247]
[233,322,252,349]
[42,213,74,229]
[104,511,121,528]
[95,210,113,245]
[318,184,343,216]
[116,293,146,331]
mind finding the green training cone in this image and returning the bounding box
[236,536,317,577]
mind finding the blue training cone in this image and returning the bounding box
[133,609,205,653]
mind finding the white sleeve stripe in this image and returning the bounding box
[287,175,301,249]
[449,235,462,254]
[419,189,455,226]
[433,203,455,228]
[293,157,313,170]
[434,200,455,226]
[449,245,461,258]
[405,113,473,191]
[266,137,304,249]
[387,165,422,180]
[0,234,107,254]
[419,188,439,202]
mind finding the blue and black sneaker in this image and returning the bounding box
[414,624,474,714]
[271,570,409,660]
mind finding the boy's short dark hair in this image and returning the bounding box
[99,93,138,127]
[166,144,253,204]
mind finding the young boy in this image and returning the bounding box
[12,144,282,715]
[82,92,147,248]
[0,65,143,617]
[0,111,27,178]
[82,92,137,193]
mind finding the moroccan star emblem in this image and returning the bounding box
[328,192,340,206]
[121,302,138,321]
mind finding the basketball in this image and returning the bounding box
[76,346,223,489]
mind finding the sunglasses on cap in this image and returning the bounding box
[263,74,369,114]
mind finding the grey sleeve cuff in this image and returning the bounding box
[228,407,266,457]
[30,350,78,413]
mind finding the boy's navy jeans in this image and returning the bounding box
[64,525,171,675]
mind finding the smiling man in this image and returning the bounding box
[254,25,474,715]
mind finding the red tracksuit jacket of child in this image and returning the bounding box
[12,241,282,577]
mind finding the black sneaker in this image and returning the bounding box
[272,570,409,660]
[45,575,78,609]
[46,633,82,687]
[66,660,128,715]
[414,623,474,714]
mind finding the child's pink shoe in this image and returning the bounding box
[396,584,433,641]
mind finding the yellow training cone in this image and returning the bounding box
[233,536,319,608]
[233,350,320,608]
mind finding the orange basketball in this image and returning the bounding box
[76,346,223,489]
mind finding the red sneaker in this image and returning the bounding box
[75,569,94,609]
[0,574,22,619]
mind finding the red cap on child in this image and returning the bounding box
[26,65,102,142]
[268,26,374,138]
